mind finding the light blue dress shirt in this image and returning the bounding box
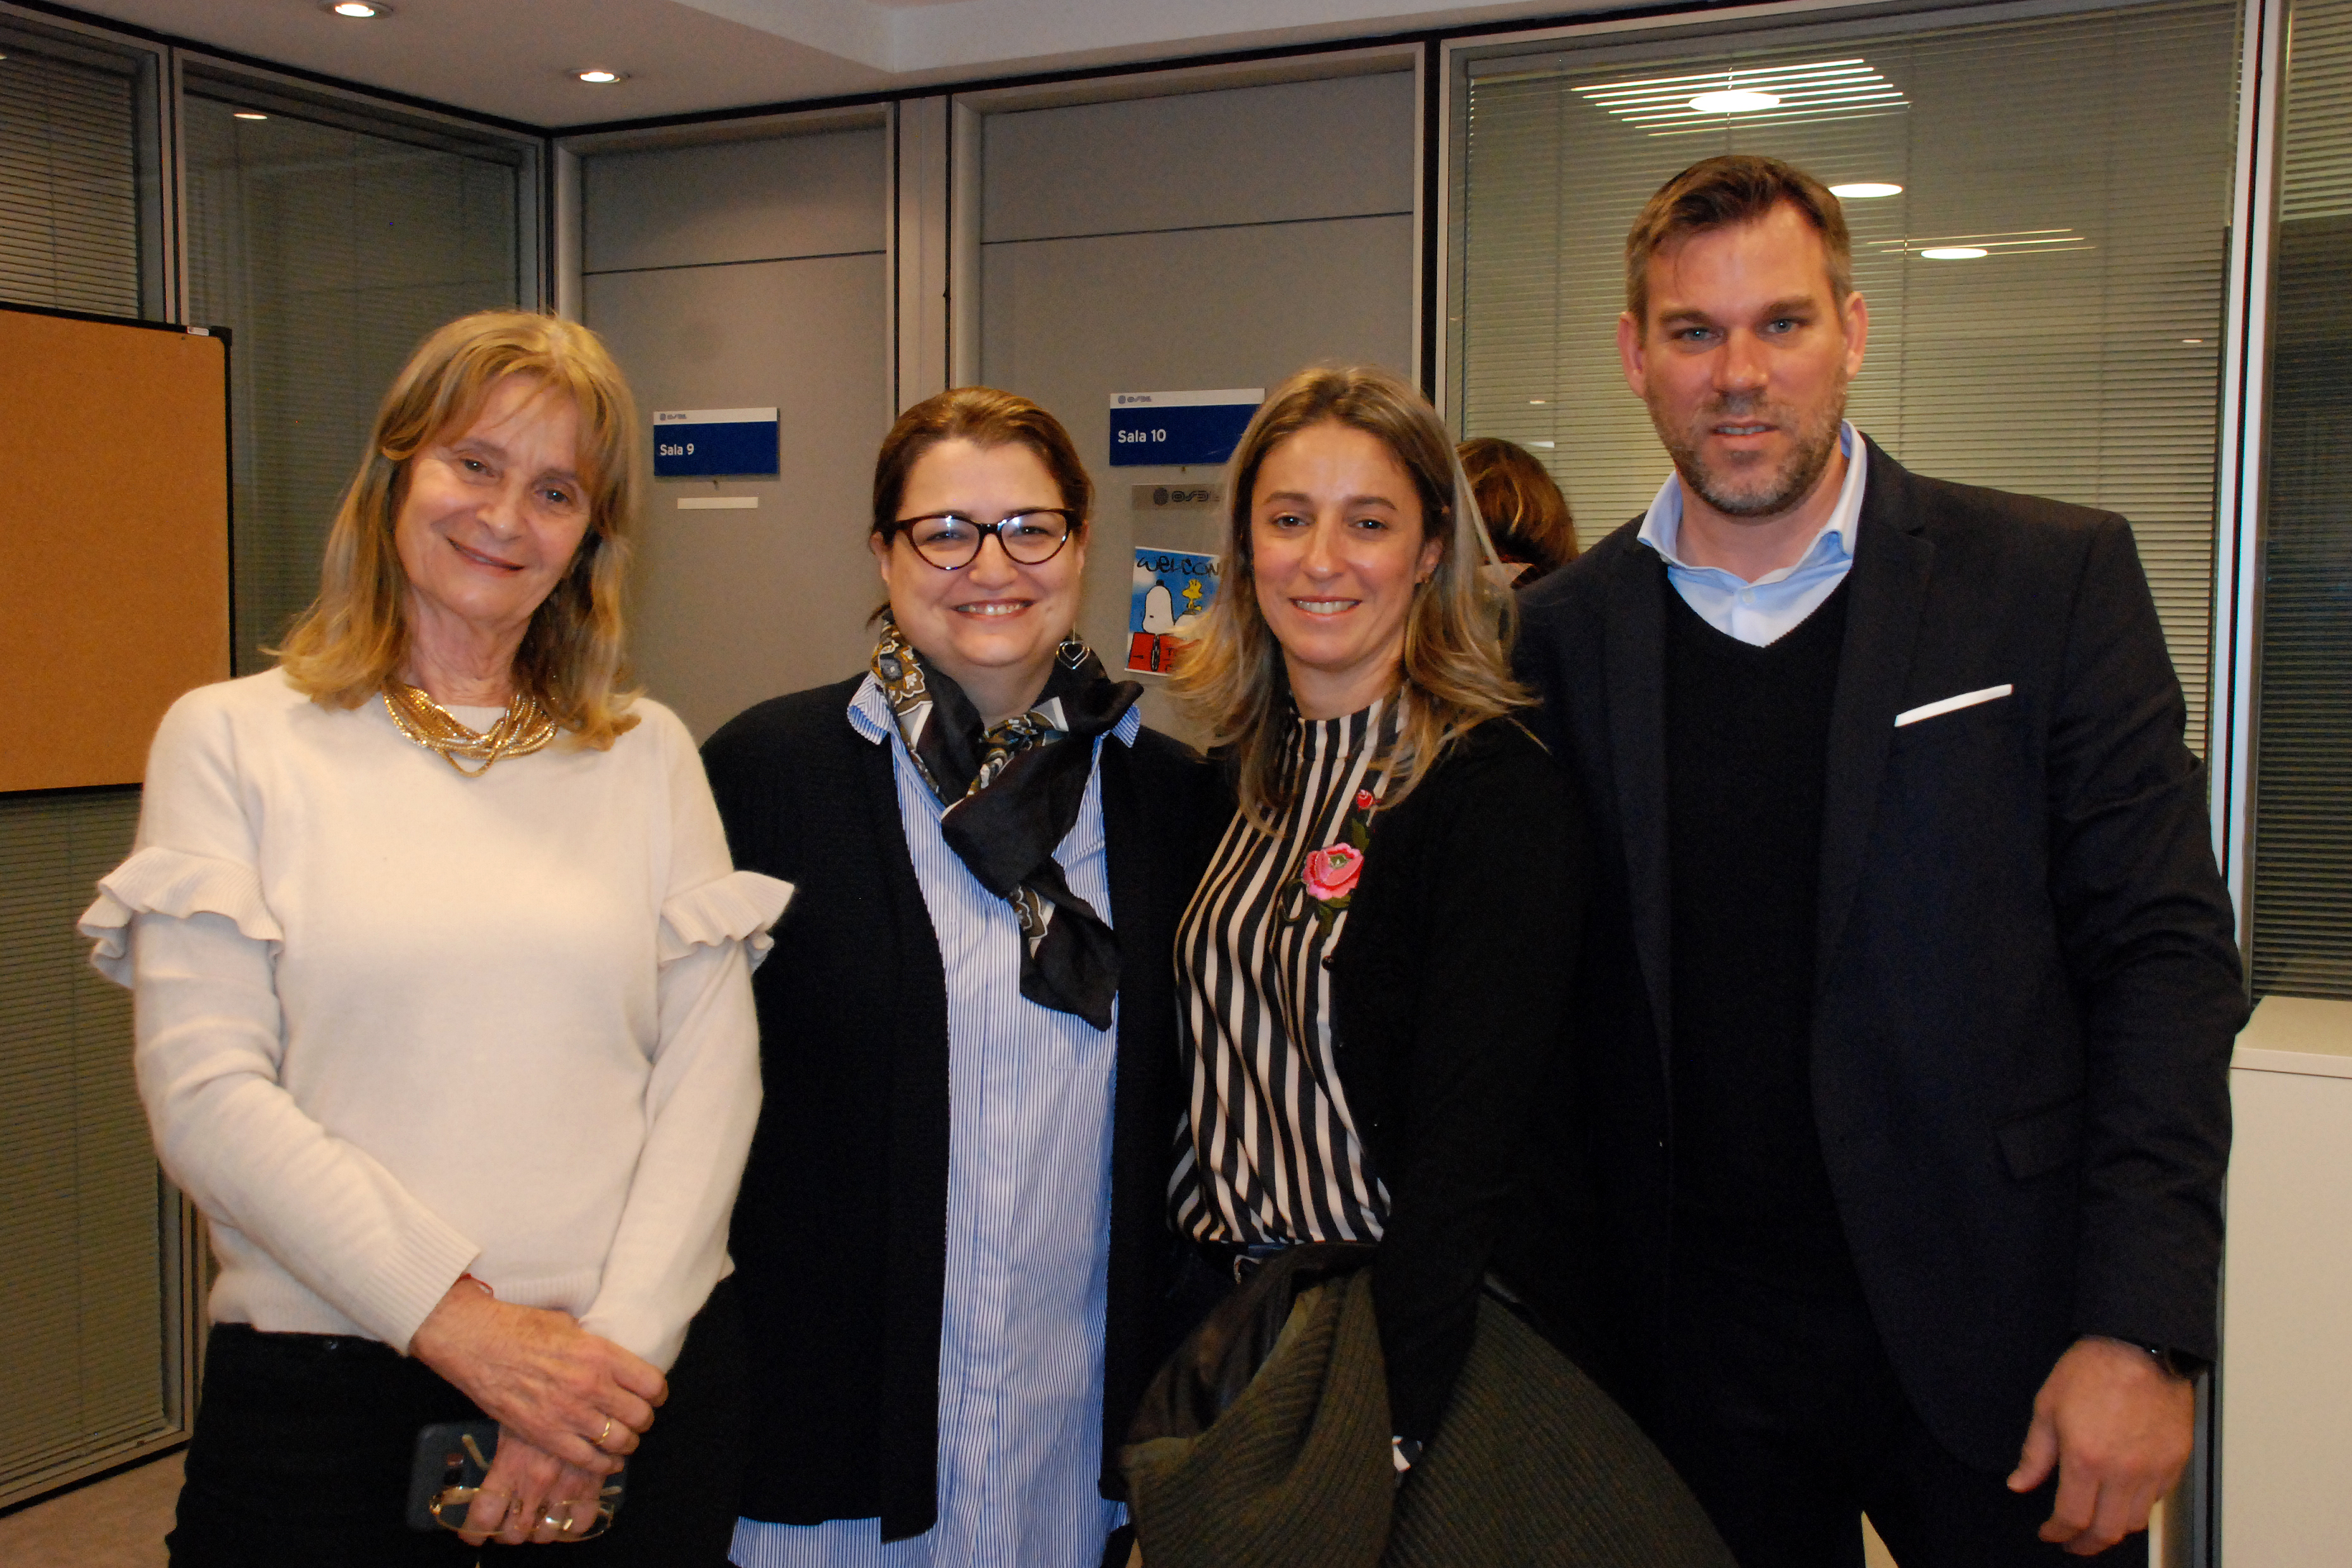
[1636,422,1870,647]
[729,676,1138,1568]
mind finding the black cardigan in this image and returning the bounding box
[1311,715,1590,1443]
[701,676,1219,1541]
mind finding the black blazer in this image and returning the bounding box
[1313,716,1588,1443]
[1501,440,2246,1475]
[701,677,1217,1541]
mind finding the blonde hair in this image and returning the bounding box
[274,310,644,748]
[1173,365,1526,831]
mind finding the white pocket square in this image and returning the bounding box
[1895,684,2013,728]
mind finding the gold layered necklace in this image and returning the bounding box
[381,681,559,777]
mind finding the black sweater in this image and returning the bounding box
[1319,715,1591,1443]
[1664,579,1857,1288]
[701,677,1219,1541]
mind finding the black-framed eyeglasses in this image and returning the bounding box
[891,510,1078,569]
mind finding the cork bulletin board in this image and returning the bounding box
[0,306,230,792]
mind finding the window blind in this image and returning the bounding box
[1454,0,2241,748]
[2250,0,2352,997]
[183,84,524,671]
[0,789,159,1501]
[0,28,140,317]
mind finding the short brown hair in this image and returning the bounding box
[1457,437,1577,582]
[274,310,643,748]
[872,387,1093,539]
[1625,154,1852,327]
[1173,365,1526,830]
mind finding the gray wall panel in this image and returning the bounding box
[585,128,886,274]
[981,73,1416,243]
[585,251,890,740]
[981,213,1414,735]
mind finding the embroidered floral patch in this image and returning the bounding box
[1295,791,1377,935]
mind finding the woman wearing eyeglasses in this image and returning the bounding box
[703,387,1216,1568]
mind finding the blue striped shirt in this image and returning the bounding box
[729,675,1137,1568]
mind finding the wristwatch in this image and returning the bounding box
[2135,1343,2204,1381]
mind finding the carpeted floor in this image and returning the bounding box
[0,1452,180,1568]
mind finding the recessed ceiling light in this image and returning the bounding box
[1529,399,1548,405]
[1920,246,1989,260]
[325,1,389,16]
[575,68,625,84]
[1690,89,1782,113]
[2183,337,2205,344]
[1830,182,1904,199]
[233,110,268,120]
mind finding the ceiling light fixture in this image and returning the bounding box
[326,1,389,16]
[234,110,269,120]
[1690,89,1782,113]
[1578,60,1906,137]
[575,68,625,84]
[1878,230,2089,261]
[1830,182,1904,199]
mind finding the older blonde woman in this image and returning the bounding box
[80,311,789,1564]
[1167,366,1590,1478]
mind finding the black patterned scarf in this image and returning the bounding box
[872,615,1143,1029]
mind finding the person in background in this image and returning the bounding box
[80,310,788,1564]
[1457,435,1578,586]
[703,387,1216,1568]
[1505,154,2244,1565]
[1168,365,1588,1481]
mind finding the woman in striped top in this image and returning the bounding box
[1169,365,1591,1477]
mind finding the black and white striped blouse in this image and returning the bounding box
[1170,697,1401,1245]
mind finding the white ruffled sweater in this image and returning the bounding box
[80,670,791,1371]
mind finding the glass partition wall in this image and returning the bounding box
[1447,0,2244,747]
[2249,0,2352,997]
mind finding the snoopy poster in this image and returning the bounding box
[1128,548,1219,675]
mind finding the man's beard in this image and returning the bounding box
[1653,387,1847,519]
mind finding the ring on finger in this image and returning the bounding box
[594,1414,614,1450]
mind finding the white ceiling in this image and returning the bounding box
[57,0,1594,128]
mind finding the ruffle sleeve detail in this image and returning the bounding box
[657,870,794,972]
[79,846,285,987]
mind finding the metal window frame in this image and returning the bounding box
[2211,0,2287,946]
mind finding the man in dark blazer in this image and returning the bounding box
[1503,155,2245,1565]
